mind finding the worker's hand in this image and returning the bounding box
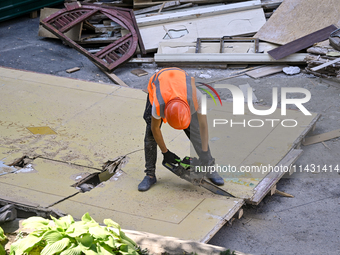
[162,150,180,165]
[199,151,213,166]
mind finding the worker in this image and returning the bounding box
[138,67,224,191]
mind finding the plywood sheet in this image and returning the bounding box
[202,99,319,199]
[255,0,340,45]
[139,8,266,52]
[0,67,319,242]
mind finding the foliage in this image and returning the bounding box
[0,226,7,255]
[220,250,236,255]
[10,213,141,255]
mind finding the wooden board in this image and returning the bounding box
[255,0,340,45]
[268,25,337,60]
[302,128,340,146]
[137,6,266,52]
[155,53,308,64]
[136,0,262,27]
[246,65,288,78]
[310,57,340,72]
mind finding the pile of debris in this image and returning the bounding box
[38,0,340,81]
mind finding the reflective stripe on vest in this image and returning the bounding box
[150,68,197,118]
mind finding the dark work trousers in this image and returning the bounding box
[143,96,213,176]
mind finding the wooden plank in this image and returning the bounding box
[134,1,180,15]
[155,53,308,63]
[66,67,80,73]
[131,68,148,77]
[249,149,303,205]
[255,0,340,45]
[268,25,337,60]
[104,72,129,87]
[310,57,340,71]
[94,63,129,87]
[246,65,288,78]
[302,129,340,146]
[128,57,154,63]
[136,0,262,27]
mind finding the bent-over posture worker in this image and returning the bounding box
[138,67,224,191]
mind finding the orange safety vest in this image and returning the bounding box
[148,68,198,123]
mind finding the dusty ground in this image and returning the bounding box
[1,12,340,255]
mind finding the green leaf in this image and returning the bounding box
[82,244,98,255]
[120,231,137,247]
[104,219,121,231]
[60,244,83,255]
[81,213,95,223]
[103,236,117,249]
[0,227,6,242]
[22,217,50,230]
[41,237,70,255]
[10,234,42,255]
[0,244,6,255]
[51,215,74,231]
[76,234,94,249]
[66,225,89,238]
[42,230,64,244]
[96,242,115,255]
[89,226,110,240]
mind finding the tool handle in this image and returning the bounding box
[162,160,181,171]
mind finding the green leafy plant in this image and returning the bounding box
[0,226,7,255]
[10,213,140,255]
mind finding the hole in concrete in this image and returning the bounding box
[72,156,128,192]
[8,156,33,168]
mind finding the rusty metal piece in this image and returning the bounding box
[195,36,260,53]
[41,4,145,72]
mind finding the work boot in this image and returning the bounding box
[206,171,224,186]
[138,175,157,191]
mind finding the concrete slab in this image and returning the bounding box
[0,67,318,243]
[204,100,319,199]
[0,158,100,208]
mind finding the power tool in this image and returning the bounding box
[162,156,234,197]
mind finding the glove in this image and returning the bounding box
[162,150,180,165]
[199,151,213,166]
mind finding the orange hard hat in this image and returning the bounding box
[164,98,191,130]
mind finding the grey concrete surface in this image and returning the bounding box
[1,13,340,255]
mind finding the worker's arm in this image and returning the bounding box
[197,112,209,152]
[151,116,168,153]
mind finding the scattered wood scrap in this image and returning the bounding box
[305,55,340,78]
[310,57,340,72]
[131,68,148,77]
[275,189,294,198]
[246,65,288,78]
[302,129,340,146]
[66,67,80,73]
